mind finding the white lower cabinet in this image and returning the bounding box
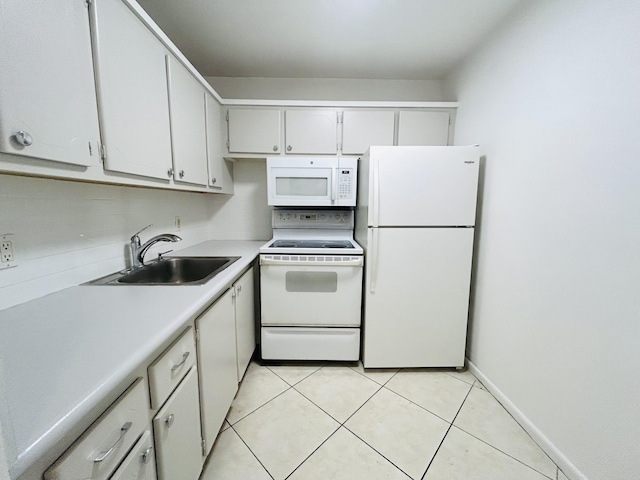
[196,288,238,457]
[109,430,157,480]
[234,267,256,381]
[44,378,149,480]
[152,367,203,480]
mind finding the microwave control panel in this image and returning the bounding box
[338,169,354,199]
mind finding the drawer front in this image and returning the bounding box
[45,378,148,480]
[148,327,196,409]
[110,430,157,480]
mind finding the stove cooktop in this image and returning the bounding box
[269,240,355,249]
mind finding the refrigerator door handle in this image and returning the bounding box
[369,228,379,293]
[372,157,380,227]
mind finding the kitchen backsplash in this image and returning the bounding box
[0,160,273,310]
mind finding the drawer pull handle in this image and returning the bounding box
[171,352,190,372]
[141,446,153,464]
[94,421,132,463]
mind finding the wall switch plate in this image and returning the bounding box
[1,233,17,269]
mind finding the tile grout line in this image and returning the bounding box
[282,425,342,480]
[292,379,384,426]
[285,371,411,479]
[228,423,276,480]
[347,364,401,387]
[265,362,327,386]
[340,424,414,479]
[456,381,559,479]
[447,424,556,480]
[380,384,465,426]
[420,382,474,479]
[228,383,293,427]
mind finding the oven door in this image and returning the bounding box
[260,255,363,327]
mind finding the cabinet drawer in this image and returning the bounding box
[44,378,148,480]
[110,430,157,480]
[148,327,196,409]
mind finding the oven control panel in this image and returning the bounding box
[272,209,354,229]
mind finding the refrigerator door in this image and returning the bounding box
[364,146,479,227]
[362,227,474,368]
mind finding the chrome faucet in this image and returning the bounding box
[130,224,182,268]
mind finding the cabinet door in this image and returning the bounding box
[166,56,208,186]
[90,0,173,180]
[110,430,157,480]
[196,288,238,456]
[205,94,224,189]
[153,367,202,480]
[227,108,281,154]
[234,267,256,381]
[341,111,395,155]
[0,0,100,166]
[285,110,338,154]
[397,111,450,146]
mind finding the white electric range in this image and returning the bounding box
[259,209,363,361]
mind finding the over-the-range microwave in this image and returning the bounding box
[266,157,358,207]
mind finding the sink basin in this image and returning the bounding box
[88,256,240,285]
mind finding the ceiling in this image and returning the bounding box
[136,0,525,80]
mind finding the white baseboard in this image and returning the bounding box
[466,359,588,480]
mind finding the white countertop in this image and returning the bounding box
[0,240,263,480]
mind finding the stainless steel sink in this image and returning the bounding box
[87,256,240,285]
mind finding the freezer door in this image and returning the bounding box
[367,146,479,227]
[362,227,474,368]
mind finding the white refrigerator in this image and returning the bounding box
[355,146,480,368]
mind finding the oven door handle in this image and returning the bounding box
[260,256,363,267]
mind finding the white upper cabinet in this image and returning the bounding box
[90,0,173,180]
[227,108,281,154]
[0,0,100,166]
[341,110,395,155]
[397,111,451,146]
[166,56,208,186]
[205,94,224,189]
[285,110,338,154]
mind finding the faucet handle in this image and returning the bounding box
[131,224,153,242]
[157,250,173,261]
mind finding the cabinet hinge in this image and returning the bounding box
[226,110,229,122]
[337,112,343,124]
[194,328,200,342]
[85,0,92,7]
[226,139,229,149]
[88,142,92,156]
[232,289,237,299]
[99,144,107,161]
[201,438,207,456]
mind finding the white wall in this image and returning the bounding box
[207,76,445,101]
[208,159,273,241]
[0,174,215,310]
[445,1,640,479]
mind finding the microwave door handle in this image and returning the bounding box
[331,167,337,204]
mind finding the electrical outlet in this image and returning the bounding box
[1,233,17,269]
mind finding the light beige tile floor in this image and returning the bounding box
[201,361,562,480]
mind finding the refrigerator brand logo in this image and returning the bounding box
[464,161,475,164]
